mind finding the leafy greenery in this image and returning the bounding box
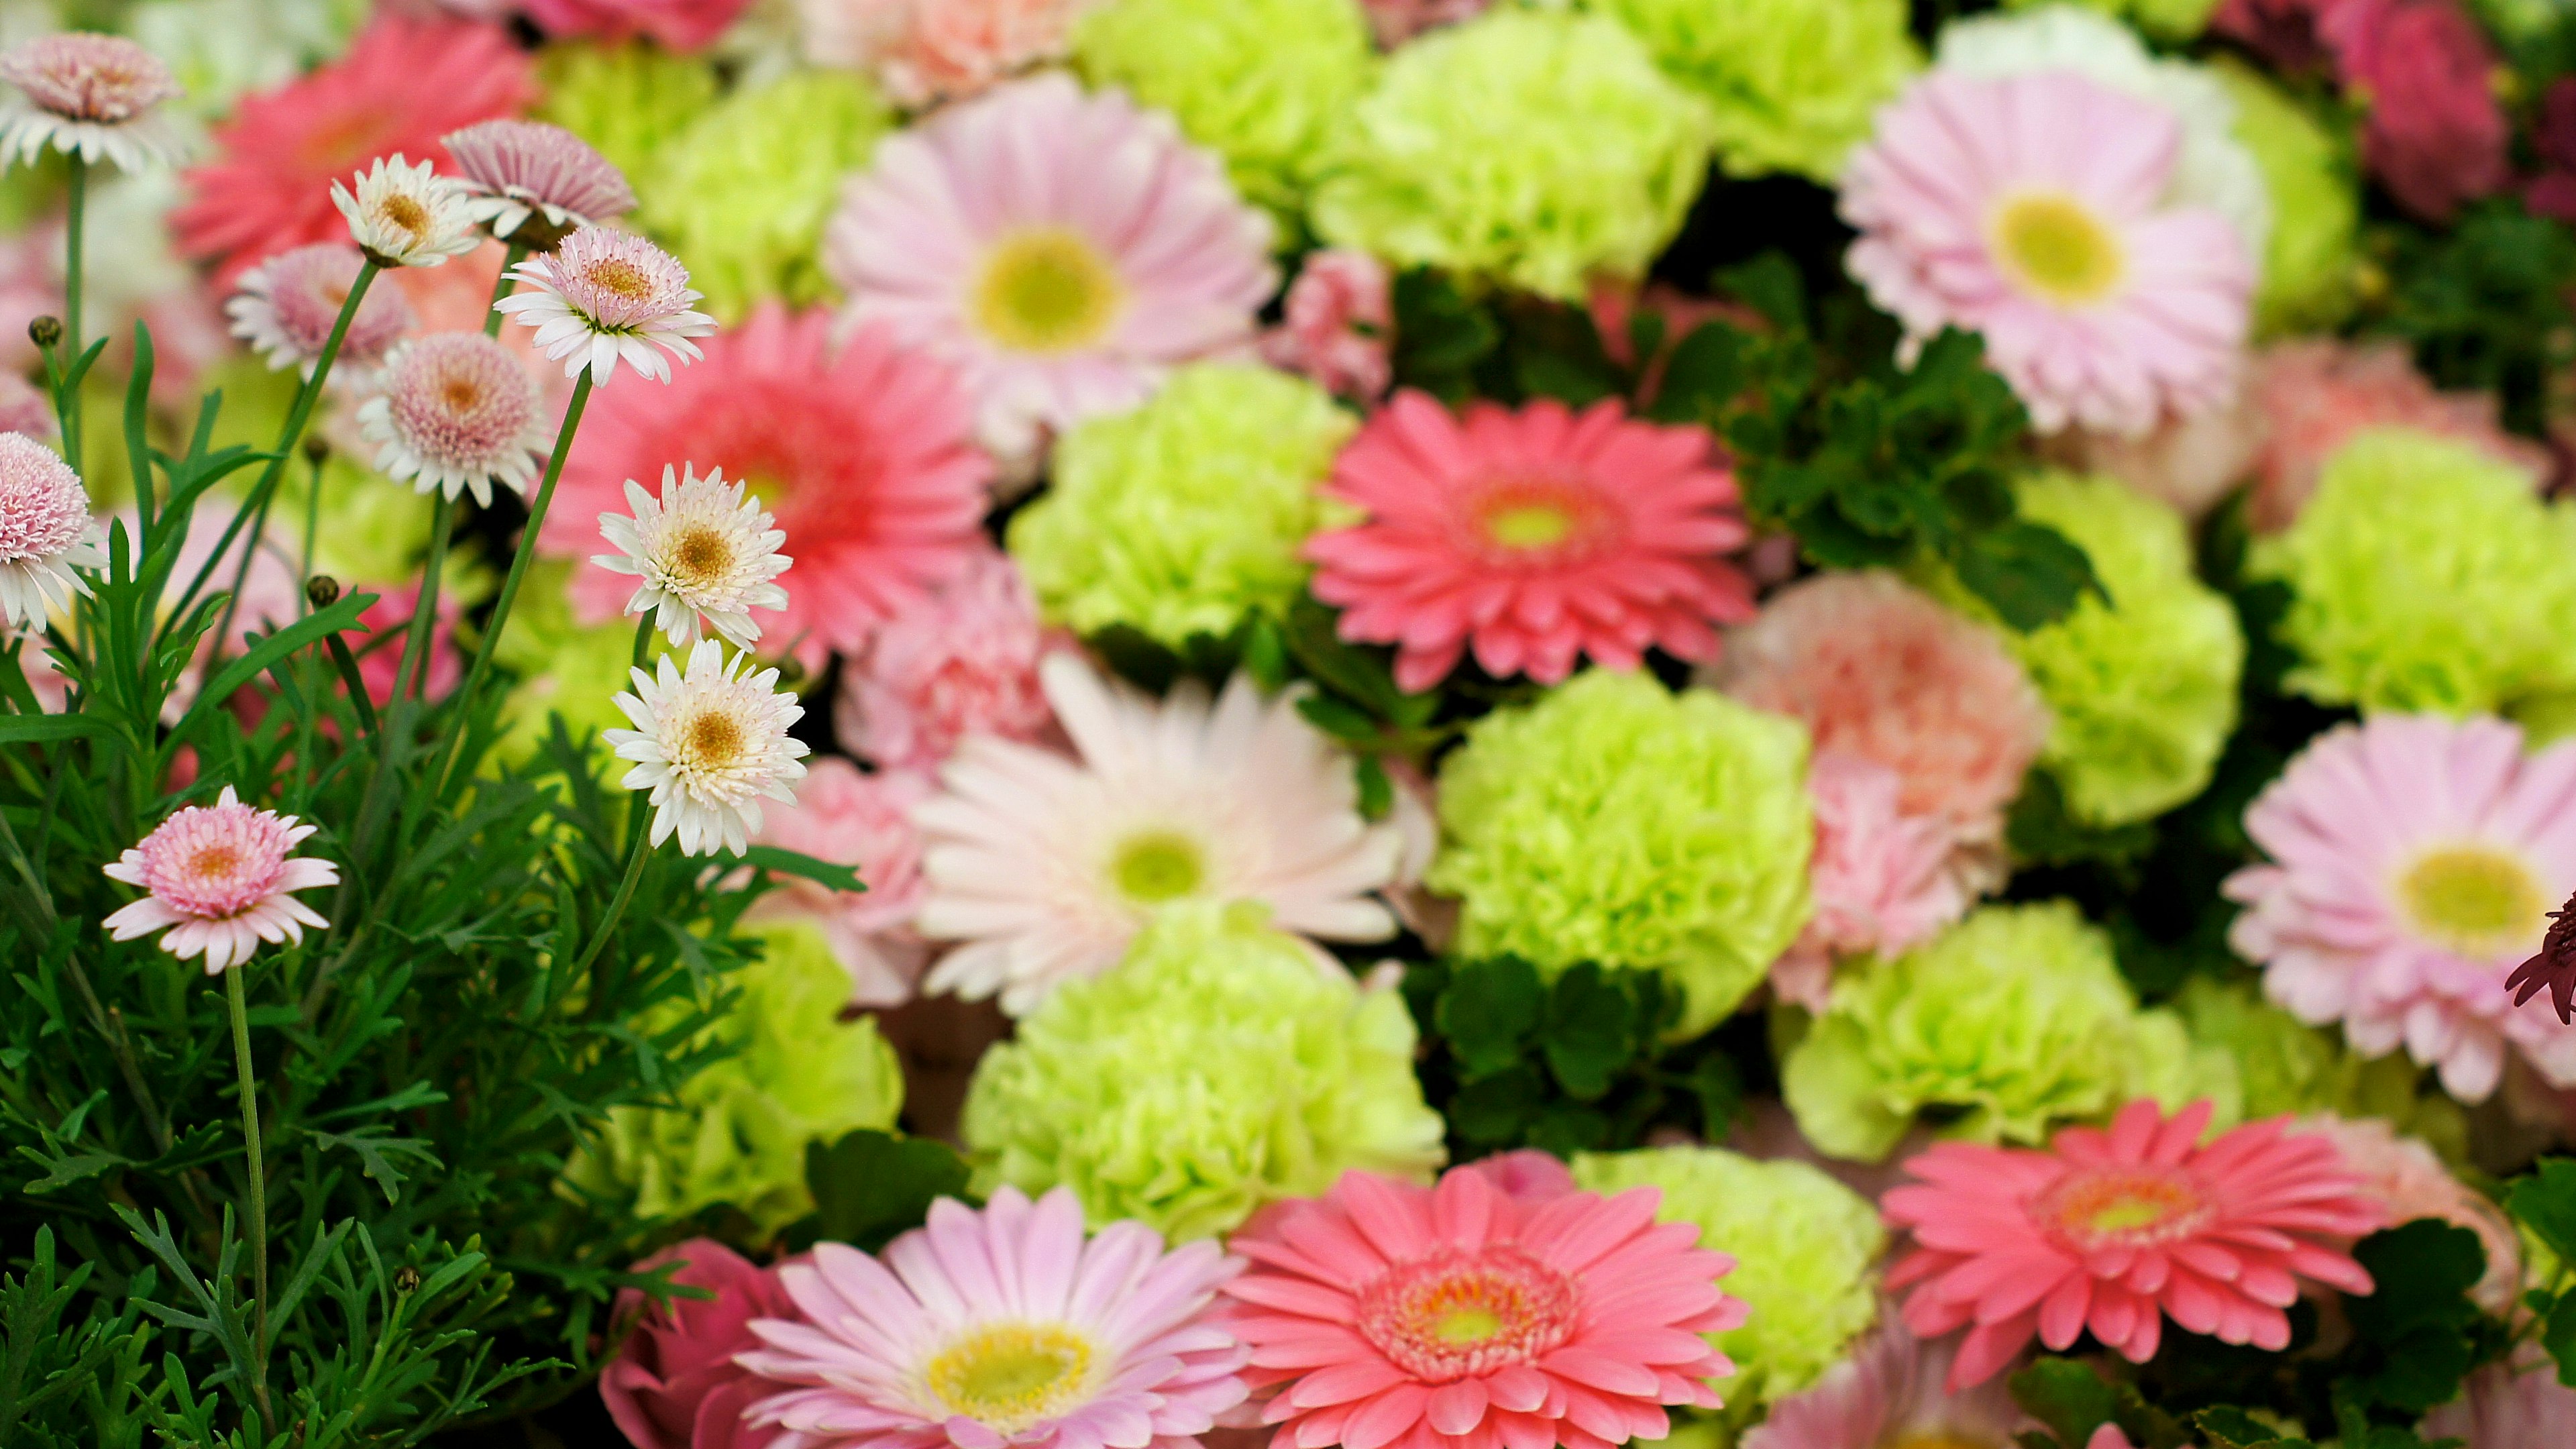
[2372,200,2576,438]
[782,1130,973,1255]
[2507,1157,2576,1387]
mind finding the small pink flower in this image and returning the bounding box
[748,758,936,1010]
[0,32,186,172]
[798,0,1087,107]
[101,786,341,973]
[2241,340,2547,532]
[443,118,636,244]
[1260,250,1393,403]
[0,431,103,630]
[1739,1313,2026,1449]
[497,225,716,387]
[227,244,419,382]
[835,550,1056,773]
[600,1238,800,1449]
[0,373,52,438]
[2289,1114,2521,1315]
[2320,0,2508,223]
[1770,754,1975,1013]
[2421,1350,2576,1448]
[519,0,753,52]
[1358,0,1491,48]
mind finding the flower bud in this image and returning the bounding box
[27,315,60,350]
[305,575,341,608]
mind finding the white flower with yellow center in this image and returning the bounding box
[594,463,792,650]
[331,154,478,269]
[606,639,810,857]
[495,224,716,386]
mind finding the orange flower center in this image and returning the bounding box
[1468,478,1609,567]
[379,193,429,239]
[587,256,655,302]
[188,844,241,882]
[1356,1246,1578,1383]
[2036,1166,2209,1252]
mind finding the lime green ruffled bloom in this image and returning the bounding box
[1779,902,2183,1161]
[1430,670,1812,1038]
[1008,363,1356,649]
[2005,0,2221,39]
[1578,0,1917,183]
[961,902,1444,1240]
[1309,9,1714,301]
[1071,0,1374,225]
[2213,58,2359,335]
[2170,977,2469,1163]
[1571,1146,1882,1404]
[2254,428,2576,720]
[562,919,906,1232]
[535,40,722,184]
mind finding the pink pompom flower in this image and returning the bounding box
[2320,0,2508,223]
[747,758,936,1010]
[496,225,716,387]
[0,32,186,173]
[102,786,341,973]
[356,331,551,506]
[2240,340,2547,532]
[1260,250,1394,404]
[1840,69,2252,437]
[519,0,753,52]
[835,549,1057,773]
[737,1185,1250,1449]
[2228,716,2576,1102]
[1737,1313,2026,1449]
[798,0,1087,108]
[1221,1165,1746,1449]
[600,1238,801,1449]
[1305,392,1754,693]
[1884,1099,2383,1391]
[1770,754,1976,1013]
[443,118,637,246]
[0,431,103,629]
[226,244,419,383]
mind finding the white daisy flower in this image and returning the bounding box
[594,464,792,650]
[493,225,716,386]
[354,332,551,506]
[606,638,810,857]
[0,431,103,629]
[0,33,187,174]
[331,154,478,269]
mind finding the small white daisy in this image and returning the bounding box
[225,243,417,382]
[594,464,792,650]
[493,225,716,386]
[355,332,551,506]
[0,33,186,174]
[443,118,635,246]
[606,638,810,858]
[331,154,478,270]
[0,431,103,629]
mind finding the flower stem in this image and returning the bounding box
[484,244,526,338]
[224,963,274,1430]
[58,156,84,479]
[570,826,651,979]
[399,494,453,702]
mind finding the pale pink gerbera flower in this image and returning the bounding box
[749,758,936,1010]
[0,431,102,629]
[2225,715,2576,1102]
[497,225,716,386]
[2289,1114,2521,1316]
[826,73,1275,470]
[1739,1314,2026,1449]
[1305,393,1755,693]
[912,653,1403,1016]
[443,119,636,246]
[227,244,419,382]
[800,0,1087,108]
[355,331,551,506]
[1222,1165,1746,1449]
[102,786,341,973]
[2241,340,2550,532]
[738,1186,1250,1449]
[1884,1099,2382,1391]
[1260,249,1394,403]
[836,549,1056,773]
[1841,70,2253,437]
[0,33,184,174]
[1770,754,1977,1013]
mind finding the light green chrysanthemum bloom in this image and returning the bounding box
[2213,58,2359,336]
[1008,363,1356,649]
[640,70,894,321]
[1431,670,1812,1037]
[1936,472,2242,827]
[563,919,906,1232]
[1571,1147,1882,1404]
[1071,0,1374,225]
[1578,0,1917,182]
[2171,977,2470,1163]
[2004,0,2222,40]
[1309,9,1714,301]
[2254,429,2576,720]
[535,41,722,184]
[1780,902,2172,1161]
[961,902,1444,1240]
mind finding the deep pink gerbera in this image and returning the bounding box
[1221,1165,1744,1449]
[172,14,535,285]
[520,0,753,52]
[1305,392,1754,692]
[1884,1099,2383,1391]
[549,304,993,667]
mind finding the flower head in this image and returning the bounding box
[1260,248,1394,402]
[1884,1099,2382,1389]
[101,786,341,973]
[0,433,103,628]
[799,0,1087,108]
[2242,342,2546,533]
[2507,888,2576,1025]
[1737,1314,2027,1449]
[600,1238,800,1449]
[498,225,716,386]
[606,639,811,857]
[521,0,754,52]
[356,331,551,506]
[333,154,478,269]
[1770,753,1978,1013]
[826,73,1275,469]
[226,244,419,382]
[2325,0,2508,223]
[594,464,790,650]
[747,759,934,1010]
[2422,1352,2576,1449]
[1222,1163,1746,1449]
[0,33,186,172]
[914,653,1403,1015]
[739,1186,1250,1449]
[836,549,1056,773]
[1590,0,1917,183]
[2216,58,2359,335]
[443,118,636,247]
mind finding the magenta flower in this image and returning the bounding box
[2322,0,2509,223]
[600,1237,800,1449]
[102,786,340,973]
[519,0,753,52]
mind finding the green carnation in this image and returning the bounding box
[2212,59,2359,335]
[534,40,722,184]
[639,70,893,321]
[1430,670,1812,1037]
[2254,428,2576,719]
[1780,902,2178,1161]
[1578,0,1917,183]
[563,920,906,1232]
[1939,472,2241,827]
[961,902,1444,1240]
[1071,0,1373,223]
[1008,363,1356,648]
[1309,9,1714,300]
[2004,0,2221,38]
[1570,1147,1882,1403]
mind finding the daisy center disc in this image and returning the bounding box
[667,525,735,589]
[189,844,242,882]
[2036,1166,2208,1252]
[439,374,486,415]
[2400,845,2544,958]
[1991,193,2125,307]
[379,193,429,239]
[586,256,655,302]
[973,229,1126,355]
[923,1322,1096,1434]
[1356,1246,1578,1383]
[680,709,747,771]
[1110,829,1204,904]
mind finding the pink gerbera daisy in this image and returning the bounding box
[1220,1165,1745,1449]
[824,72,1275,470]
[1884,1099,2383,1391]
[1304,392,1755,693]
[102,786,341,973]
[1840,69,2253,437]
[1738,1314,2027,1449]
[171,15,535,285]
[737,1185,1250,1449]
[2224,714,2576,1102]
[549,305,992,666]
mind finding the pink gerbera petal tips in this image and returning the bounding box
[1882,1099,2383,1392]
[102,786,341,973]
[1221,1165,1746,1449]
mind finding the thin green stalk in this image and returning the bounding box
[297,447,326,602]
[58,157,83,478]
[224,964,274,1433]
[569,826,651,981]
[399,494,455,702]
[484,244,526,337]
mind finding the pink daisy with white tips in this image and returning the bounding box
[102,786,341,973]
[498,224,716,386]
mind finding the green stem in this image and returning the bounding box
[569,826,651,980]
[484,244,526,338]
[224,964,273,1431]
[59,157,83,478]
[399,494,454,702]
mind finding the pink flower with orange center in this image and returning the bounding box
[0,32,186,173]
[226,244,419,382]
[102,786,341,973]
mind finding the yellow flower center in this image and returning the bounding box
[189,845,241,881]
[682,709,746,770]
[1991,193,2125,307]
[588,256,655,302]
[1110,829,1203,904]
[2400,845,2544,958]
[2037,1167,2208,1252]
[923,1323,1096,1434]
[439,374,485,415]
[667,525,734,589]
[379,193,429,239]
[1357,1246,1578,1383]
[973,229,1125,354]
[1486,503,1573,550]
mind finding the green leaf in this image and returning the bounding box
[797,1130,973,1253]
[164,590,377,748]
[2341,1220,2486,1415]
[1715,253,1806,331]
[2506,1158,2576,1267]
[1540,965,1640,1102]
[2542,1288,2576,1388]
[1436,957,1546,1079]
[742,845,863,896]
[1448,1067,1544,1146]
[1685,1055,1743,1141]
[2009,1358,2120,1448]
[0,714,109,745]
[2194,1406,2311,1449]
[2006,771,2159,871]
[1953,519,2102,633]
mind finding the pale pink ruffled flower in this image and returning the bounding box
[1770,754,1976,1013]
[835,549,1057,773]
[0,32,186,172]
[102,786,341,973]
[2225,715,2576,1102]
[2242,340,2548,532]
[227,243,419,382]
[747,758,936,1010]
[1738,1313,2026,1449]
[798,0,1087,107]
[356,331,551,506]
[1358,0,1490,48]
[2289,1114,2520,1316]
[2421,1350,2576,1448]
[497,225,716,386]
[2045,386,2263,523]
[1841,70,2253,437]
[1259,249,1393,403]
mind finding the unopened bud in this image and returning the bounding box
[305,575,341,608]
[393,1265,421,1295]
[302,435,329,465]
[27,315,60,350]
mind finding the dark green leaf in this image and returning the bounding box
[1953,520,2102,633]
[1540,965,1640,1102]
[1436,957,1546,1078]
[797,1130,973,1253]
[2506,1158,2576,1267]
[742,845,864,896]
[2009,1358,2121,1448]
